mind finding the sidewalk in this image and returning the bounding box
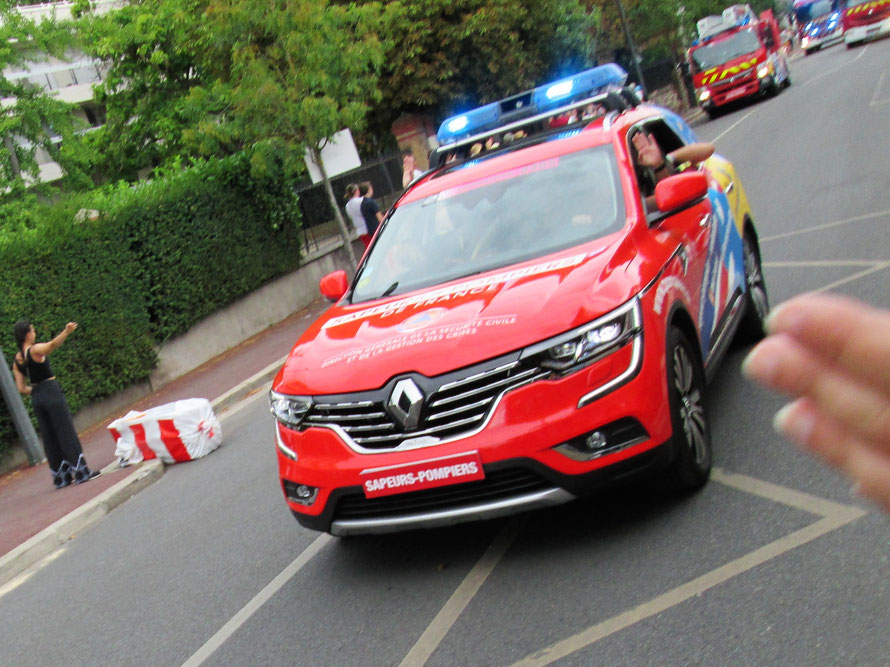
[0,296,330,586]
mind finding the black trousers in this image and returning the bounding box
[31,379,84,471]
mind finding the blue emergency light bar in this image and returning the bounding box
[436,64,628,146]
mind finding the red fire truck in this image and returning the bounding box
[842,0,890,46]
[688,4,791,119]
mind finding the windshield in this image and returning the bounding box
[351,145,626,303]
[691,30,761,71]
[795,0,836,21]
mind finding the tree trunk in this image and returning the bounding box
[311,145,357,269]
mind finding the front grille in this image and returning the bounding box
[303,357,549,451]
[334,467,553,520]
[712,71,755,90]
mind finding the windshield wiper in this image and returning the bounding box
[380,281,399,298]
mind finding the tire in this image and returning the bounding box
[665,327,711,490]
[704,107,718,120]
[737,230,770,343]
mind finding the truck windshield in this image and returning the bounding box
[794,0,836,22]
[691,30,761,71]
[351,145,626,303]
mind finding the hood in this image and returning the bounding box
[274,235,639,395]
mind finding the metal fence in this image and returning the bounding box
[295,153,405,252]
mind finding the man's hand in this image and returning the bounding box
[743,293,890,513]
[632,132,664,169]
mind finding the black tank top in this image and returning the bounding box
[20,348,54,384]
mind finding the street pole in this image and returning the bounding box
[0,346,43,465]
[615,0,648,94]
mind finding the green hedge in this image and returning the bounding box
[0,152,303,462]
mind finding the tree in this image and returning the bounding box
[181,0,385,267]
[77,0,385,264]
[0,0,84,197]
[73,0,209,184]
[357,0,597,140]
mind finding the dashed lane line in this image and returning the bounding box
[711,109,758,143]
[760,208,890,242]
[803,43,869,87]
[509,468,867,667]
[399,518,525,667]
[814,262,890,292]
[872,71,889,107]
[763,260,887,267]
[181,533,333,667]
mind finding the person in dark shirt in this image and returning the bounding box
[12,320,99,488]
[359,181,384,239]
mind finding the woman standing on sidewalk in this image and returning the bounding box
[11,320,99,488]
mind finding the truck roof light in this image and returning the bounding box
[435,64,628,145]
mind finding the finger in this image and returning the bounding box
[766,293,890,396]
[774,398,890,513]
[744,335,890,449]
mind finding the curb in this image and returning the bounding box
[0,355,288,589]
[210,356,286,416]
[0,459,164,588]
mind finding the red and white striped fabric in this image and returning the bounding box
[108,398,222,465]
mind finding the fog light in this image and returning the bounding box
[284,481,318,506]
[585,431,608,451]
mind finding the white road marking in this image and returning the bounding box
[760,208,890,242]
[763,260,885,267]
[0,547,68,599]
[711,109,758,143]
[509,469,867,667]
[803,44,869,87]
[872,71,889,106]
[814,262,890,292]
[216,383,269,422]
[399,518,524,667]
[181,533,332,667]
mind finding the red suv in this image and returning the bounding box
[271,65,768,535]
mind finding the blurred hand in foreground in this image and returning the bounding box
[742,292,890,514]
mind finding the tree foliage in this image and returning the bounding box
[0,0,84,196]
[359,0,597,139]
[75,0,385,184]
[589,0,790,64]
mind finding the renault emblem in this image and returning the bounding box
[388,378,424,430]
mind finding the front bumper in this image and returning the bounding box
[701,76,768,110]
[276,302,678,534]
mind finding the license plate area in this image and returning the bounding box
[362,451,485,498]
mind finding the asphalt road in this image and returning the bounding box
[2,40,889,666]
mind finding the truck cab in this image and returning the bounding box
[689,4,791,118]
[794,0,844,54]
[842,0,890,46]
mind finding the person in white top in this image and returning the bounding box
[343,182,368,246]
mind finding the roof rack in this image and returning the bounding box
[429,66,643,170]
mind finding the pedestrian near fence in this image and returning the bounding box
[12,320,99,488]
[343,182,369,248]
[359,181,384,244]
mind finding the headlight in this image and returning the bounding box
[757,63,773,79]
[520,298,642,374]
[801,36,810,47]
[698,89,711,102]
[270,390,313,429]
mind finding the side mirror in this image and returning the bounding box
[319,270,348,302]
[654,171,709,212]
